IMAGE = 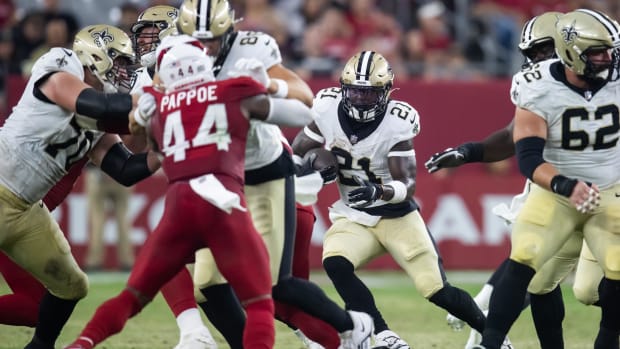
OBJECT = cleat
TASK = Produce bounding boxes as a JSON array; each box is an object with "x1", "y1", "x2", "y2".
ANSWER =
[
  {"x1": 464, "y1": 329, "x2": 482, "y2": 349},
  {"x1": 294, "y1": 329, "x2": 326, "y2": 349},
  {"x1": 174, "y1": 326, "x2": 218, "y2": 349},
  {"x1": 338, "y1": 311, "x2": 374, "y2": 349},
  {"x1": 372, "y1": 330, "x2": 410, "y2": 349},
  {"x1": 446, "y1": 312, "x2": 466, "y2": 331}
]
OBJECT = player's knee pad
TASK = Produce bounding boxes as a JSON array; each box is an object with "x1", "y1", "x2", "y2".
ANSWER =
[
  {"x1": 511, "y1": 231, "x2": 544, "y2": 268},
  {"x1": 323, "y1": 256, "x2": 354, "y2": 280},
  {"x1": 56, "y1": 270, "x2": 88, "y2": 300},
  {"x1": 573, "y1": 283, "x2": 599, "y2": 306}
]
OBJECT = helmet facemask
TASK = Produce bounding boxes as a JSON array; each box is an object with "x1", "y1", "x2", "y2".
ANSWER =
[
  {"x1": 341, "y1": 83, "x2": 391, "y2": 122},
  {"x1": 579, "y1": 46, "x2": 619, "y2": 83},
  {"x1": 521, "y1": 39, "x2": 556, "y2": 68},
  {"x1": 105, "y1": 54, "x2": 137, "y2": 93}
]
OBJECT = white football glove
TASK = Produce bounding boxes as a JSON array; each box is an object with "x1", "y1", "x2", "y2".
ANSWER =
[
  {"x1": 227, "y1": 58, "x2": 269, "y2": 87},
  {"x1": 576, "y1": 186, "x2": 600, "y2": 214},
  {"x1": 134, "y1": 93, "x2": 156, "y2": 127},
  {"x1": 424, "y1": 148, "x2": 466, "y2": 173}
]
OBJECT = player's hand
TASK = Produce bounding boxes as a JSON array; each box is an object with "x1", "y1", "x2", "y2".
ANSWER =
[
  {"x1": 570, "y1": 182, "x2": 600, "y2": 214},
  {"x1": 348, "y1": 176, "x2": 383, "y2": 208},
  {"x1": 134, "y1": 93, "x2": 156, "y2": 127},
  {"x1": 228, "y1": 58, "x2": 269, "y2": 87},
  {"x1": 425, "y1": 147, "x2": 466, "y2": 173},
  {"x1": 318, "y1": 165, "x2": 338, "y2": 184},
  {"x1": 295, "y1": 153, "x2": 317, "y2": 177}
]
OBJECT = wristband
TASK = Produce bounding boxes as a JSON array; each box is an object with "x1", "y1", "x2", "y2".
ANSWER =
[
  {"x1": 385, "y1": 180, "x2": 408, "y2": 203},
  {"x1": 458, "y1": 142, "x2": 484, "y2": 163},
  {"x1": 271, "y1": 78, "x2": 289, "y2": 98},
  {"x1": 550, "y1": 175, "x2": 578, "y2": 197}
]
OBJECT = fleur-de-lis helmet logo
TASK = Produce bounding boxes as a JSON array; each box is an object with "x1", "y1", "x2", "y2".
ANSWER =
[
  {"x1": 561, "y1": 21, "x2": 579, "y2": 44},
  {"x1": 91, "y1": 29, "x2": 114, "y2": 47}
]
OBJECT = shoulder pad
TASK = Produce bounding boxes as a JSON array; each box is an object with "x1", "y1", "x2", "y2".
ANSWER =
[
  {"x1": 312, "y1": 87, "x2": 342, "y2": 120},
  {"x1": 233, "y1": 31, "x2": 282, "y2": 69},
  {"x1": 386, "y1": 100, "x2": 420, "y2": 139},
  {"x1": 31, "y1": 47, "x2": 84, "y2": 81}
]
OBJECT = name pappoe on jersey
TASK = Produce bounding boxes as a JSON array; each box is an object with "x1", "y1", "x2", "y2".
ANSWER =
[{"x1": 160, "y1": 84, "x2": 218, "y2": 111}]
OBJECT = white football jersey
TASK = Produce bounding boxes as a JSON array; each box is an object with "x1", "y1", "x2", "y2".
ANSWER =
[
  {"x1": 312, "y1": 87, "x2": 420, "y2": 210},
  {"x1": 0, "y1": 47, "x2": 103, "y2": 204},
  {"x1": 215, "y1": 30, "x2": 284, "y2": 171},
  {"x1": 511, "y1": 59, "x2": 620, "y2": 188},
  {"x1": 131, "y1": 66, "x2": 153, "y2": 93}
]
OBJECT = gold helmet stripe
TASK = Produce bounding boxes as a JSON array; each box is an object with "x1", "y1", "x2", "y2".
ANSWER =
[
  {"x1": 356, "y1": 51, "x2": 375, "y2": 81},
  {"x1": 576, "y1": 9, "x2": 620, "y2": 44}
]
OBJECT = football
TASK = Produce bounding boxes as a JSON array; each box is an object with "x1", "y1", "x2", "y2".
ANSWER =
[{"x1": 304, "y1": 147, "x2": 338, "y2": 172}]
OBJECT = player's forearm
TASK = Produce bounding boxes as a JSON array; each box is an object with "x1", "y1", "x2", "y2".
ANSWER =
[{"x1": 480, "y1": 127, "x2": 515, "y2": 162}]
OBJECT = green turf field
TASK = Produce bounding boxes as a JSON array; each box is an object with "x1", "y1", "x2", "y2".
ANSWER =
[{"x1": 0, "y1": 271, "x2": 601, "y2": 348}]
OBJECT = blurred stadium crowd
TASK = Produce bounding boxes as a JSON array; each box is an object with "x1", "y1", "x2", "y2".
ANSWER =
[{"x1": 1, "y1": 0, "x2": 619, "y2": 85}]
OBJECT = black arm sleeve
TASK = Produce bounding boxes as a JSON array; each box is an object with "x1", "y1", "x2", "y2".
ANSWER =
[
  {"x1": 515, "y1": 136, "x2": 546, "y2": 180},
  {"x1": 75, "y1": 88, "x2": 132, "y2": 134},
  {"x1": 100, "y1": 142, "x2": 152, "y2": 186}
]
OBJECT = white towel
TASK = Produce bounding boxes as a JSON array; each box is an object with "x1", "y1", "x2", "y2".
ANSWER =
[
  {"x1": 294, "y1": 172, "x2": 324, "y2": 205},
  {"x1": 189, "y1": 174, "x2": 246, "y2": 214}
]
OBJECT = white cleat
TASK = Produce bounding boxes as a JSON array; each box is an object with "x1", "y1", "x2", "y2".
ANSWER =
[
  {"x1": 464, "y1": 329, "x2": 482, "y2": 349},
  {"x1": 294, "y1": 329, "x2": 326, "y2": 349},
  {"x1": 372, "y1": 330, "x2": 410, "y2": 349},
  {"x1": 463, "y1": 329, "x2": 513, "y2": 349},
  {"x1": 446, "y1": 312, "x2": 466, "y2": 331},
  {"x1": 338, "y1": 311, "x2": 374, "y2": 349},
  {"x1": 174, "y1": 326, "x2": 218, "y2": 349}
]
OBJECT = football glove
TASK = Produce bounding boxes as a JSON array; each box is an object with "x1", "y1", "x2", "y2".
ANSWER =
[
  {"x1": 133, "y1": 93, "x2": 157, "y2": 127},
  {"x1": 425, "y1": 147, "x2": 466, "y2": 173},
  {"x1": 295, "y1": 153, "x2": 317, "y2": 177},
  {"x1": 348, "y1": 176, "x2": 383, "y2": 208},
  {"x1": 227, "y1": 58, "x2": 269, "y2": 88}
]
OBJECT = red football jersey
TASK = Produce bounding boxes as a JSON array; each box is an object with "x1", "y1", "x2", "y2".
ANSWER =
[
  {"x1": 42, "y1": 157, "x2": 89, "y2": 210},
  {"x1": 145, "y1": 77, "x2": 267, "y2": 184}
]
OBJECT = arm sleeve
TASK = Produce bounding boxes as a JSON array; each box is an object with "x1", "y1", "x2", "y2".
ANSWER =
[{"x1": 100, "y1": 142, "x2": 153, "y2": 186}]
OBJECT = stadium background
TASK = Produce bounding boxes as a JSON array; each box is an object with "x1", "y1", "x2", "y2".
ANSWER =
[{"x1": 1, "y1": 0, "x2": 617, "y2": 270}]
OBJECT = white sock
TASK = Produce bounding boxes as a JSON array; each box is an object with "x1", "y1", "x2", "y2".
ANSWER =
[
  {"x1": 176, "y1": 308, "x2": 206, "y2": 335},
  {"x1": 474, "y1": 284, "x2": 493, "y2": 311}
]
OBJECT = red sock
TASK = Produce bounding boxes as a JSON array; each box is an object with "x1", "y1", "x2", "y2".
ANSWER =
[
  {"x1": 276, "y1": 302, "x2": 340, "y2": 349},
  {"x1": 76, "y1": 290, "x2": 143, "y2": 346},
  {"x1": 243, "y1": 298, "x2": 275, "y2": 349},
  {"x1": 0, "y1": 294, "x2": 40, "y2": 327},
  {"x1": 160, "y1": 268, "x2": 197, "y2": 317}
]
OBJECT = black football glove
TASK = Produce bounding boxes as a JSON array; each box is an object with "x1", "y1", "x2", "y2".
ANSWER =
[
  {"x1": 295, "y1": 153, "x2": 317, "y2": 177},
  {"x1": 318, "y1": 165, "x2": 338, "y2": 184},
  {"x1": 424, "y1": 147, "x2": 466, "y2": 173},
  {"x1": 347, "y1": 176, "x2": 383, "y2": 208}
]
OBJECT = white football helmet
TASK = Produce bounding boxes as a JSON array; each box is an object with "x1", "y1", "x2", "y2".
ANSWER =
[{"x1": 158, "y1": 42, "x2": 215, "y2": 92}]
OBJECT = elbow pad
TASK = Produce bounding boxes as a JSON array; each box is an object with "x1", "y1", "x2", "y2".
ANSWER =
[
  {"x1": 75, "y1": 88, "x2": 133, "y2": 134},
  {"x1": 100, "y1": 142, "x2": 152, "y2": 186},
  {"x1": 515, "y1": 136, "x2": 546, "y2": 180}
]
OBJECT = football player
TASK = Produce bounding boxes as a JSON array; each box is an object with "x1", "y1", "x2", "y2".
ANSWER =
[
  {"x1": 475, "y1": 9, "x2": 620, "y2": 349},
  {"x1": 426, "y1": 11, "x2": 571, "y2": 349},
  {"x1": 129, "y1": 6, "x2": 218, "y2": 349},
  {"x1": 0, "y1": 24, "x2": 147, "y2": 349},
  {"x1": 291, "y1": 51, "x2": 491, "y2": 349},
  {"x1": 177, "y1": 1, "x2": 370, "y2": 348},
  {"x1": 65, "y1": 38, "x2": 332, "y2": 349}
]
